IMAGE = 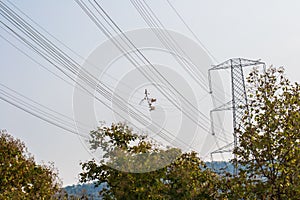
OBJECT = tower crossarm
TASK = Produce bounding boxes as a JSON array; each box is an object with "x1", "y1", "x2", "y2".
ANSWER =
[{"x1": 210, "y1": 58, "x2": 264, "y2": 71}]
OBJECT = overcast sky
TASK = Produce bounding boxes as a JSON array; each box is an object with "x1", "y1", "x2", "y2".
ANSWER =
[{"x1": 1, "y1": 0, "x2": 299, "y2": 186}]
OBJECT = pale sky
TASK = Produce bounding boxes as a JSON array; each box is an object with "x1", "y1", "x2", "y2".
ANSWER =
[{"x1": 1, "y1": 0, "x2": 299, "y2": 186}]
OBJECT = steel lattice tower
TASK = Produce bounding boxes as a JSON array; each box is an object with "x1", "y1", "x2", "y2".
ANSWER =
[{"x1": 208, "y1": 58, "x2": 265, "y2": 174}]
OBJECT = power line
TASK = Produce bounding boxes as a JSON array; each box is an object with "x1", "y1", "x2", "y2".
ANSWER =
[
  {"x1": 130, "y1": 0, "x2": 211, "y2": 95},
  {"x1": 76, "y1": 0, "x2": 215, "y2": 134},
  {"x1": 5, "y1": 0, "x2": 164, "y2": 101},
  {"x1": 0, "y1": 83, "x2": 91, "y2": 132},
  {"x1": 0, "y1": 88, "x2": 89, "y2": 139},
  {"x1": 166, "y1": 0, "x2": 218, "y2": 64},
  {"x1": 129, "y1": 0, "x2": 233, "y2": 144},
  {"x1": 164, "y1": 0, "x2": 234, "y2": 147},
  {"x1": 0, "y1": 1, "x2": 200, "y2": 151}
]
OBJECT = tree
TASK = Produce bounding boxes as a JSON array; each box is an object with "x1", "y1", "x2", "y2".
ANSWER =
[
  {"x1": 79, "y1": 67, "x2": 300, "y2": 199},
  {"x1": 79, "y1": 122, "x2": 219, "y2": 199},
  {"x1": 0, "y1": 130, "x2": 61, "y2": 199},
  {"x1": 221, "y1": 67, "x2": 300, "y2": 199}
]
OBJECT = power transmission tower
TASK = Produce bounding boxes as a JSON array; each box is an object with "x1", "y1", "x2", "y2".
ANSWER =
[{"x1": 208, "y1": 58, "x2": 265, "y2": 175}]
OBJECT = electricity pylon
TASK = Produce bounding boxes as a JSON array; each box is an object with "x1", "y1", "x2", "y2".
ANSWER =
[{"x1": 208, "y1": 58, "x2": 265, "y2": 175}]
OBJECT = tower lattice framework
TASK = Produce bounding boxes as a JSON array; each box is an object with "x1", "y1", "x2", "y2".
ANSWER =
[{"x1": 208, "y1": 58, "x2": 265, "y2": 174}]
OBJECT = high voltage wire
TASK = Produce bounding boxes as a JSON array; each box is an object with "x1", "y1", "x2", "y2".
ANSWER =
[
  {"x1": 0, "y1": 21, "x2": 174, "y2": 109},
  {"x1": 0, "y1": 90, "x2": 86, "y2": 134},
  {"x1": 165, "y1": 0, "x2": 233, "y2": 128},
  {"x1": 164, "y1": 0, "x2": 233, "y2": 81},
  {"x1": 0, "y1": 1, "x2": 150, "y2": 128},
  {"x1": 166, "y1": 0, "x2": 218, "y2": 64},
  {"x1": 0, "y1": 1, "x2": 208, "y2": 151},
  {"x1": 0, "y1": 24, "x2": 176, "y2": 111},
  {"x1": 93, "y1": 0, "x2": 216, "y2": 127},
  {"x1": 102, "y1": 0, "x2": 233, "y2": 143},
  {"x1": 0, "y1": 83, "x2": 91, "y2": 132},
  {"x1": 5, "y1": 0, "x2": 170, "y2": 102},
  {"x1": 0, "y1": 30, "x2": 79, "y2": 91},
  {"x1": 136, "y1": 0, "x2": 231, "y2": 101},
  {"x1": 0, "y1": 28, "x2": 177, "y2": 112},
  {"x1": 0, "y1": 2, "x2": 148, "y2": 133},
  {"x1": 129, "y1": 0, "x2": 233, "y2": 142},
  {"x1": 7, "y1": 0, "x2": 229, "y2": 147},
  {"x1": 0, "y1": 1, "x2": 232, "y2": 154},
  {"x1": 84, "y1": 0, "x2": 233, "y2": 145},
  {"x1": 0, "y1": 1, "x2": 155, "y2": 128},
  {"x1": 0, "y1": 83, "x2": 109, "y2": 161},
  {"x1": 131, "y1": 0, "x2": 231, "y2": 113},
  {"x1": 75, "y1": 0, "x2": 219, "y2": 136},
  {"x1": 130, "y1": 0, "x2": 211, "y2": 94},
  {"x1": 0, "y1": 87, "x2": 89, "y2": 139},
  {"x1": 78, "y1": 0, "x2": 233, "y2": 143},
  {"x1": 163, "y1": 0, "x2": 234, "y2": 145},
  {"x1": 0, "y1": 29, "x2": 177, "y2": 114},
  {"x1": 129, "y1": 0, "x2": 233, "y2": 167}
]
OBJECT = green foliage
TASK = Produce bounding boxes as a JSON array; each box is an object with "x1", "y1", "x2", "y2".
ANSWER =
[
  {"x1": 0, "y1": 130, "x2": 61, "y2": 199},
  {"x1": 222, "y1": 67, "x2": 300, "y2": 199},
  {"x1": 80, "y1": 123, "x2": 219, "y2": 199},
  {"x1": 79, "y1": 67, "x2": 299, "y2": 199},
  {"x1": 87, "y1": 122, "x2": 181, "y2": 173}
]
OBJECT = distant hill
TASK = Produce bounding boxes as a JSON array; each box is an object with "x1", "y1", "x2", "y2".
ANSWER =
[
  {"x1": 64, "y1": 183, "x2": 106, "y2": 199},
  {"x1": 64, "y1": 161, "x2": 233, "y2": 199},
  {"x1": 205, "y1": 161, "x2": 234, "y2": 174}
]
